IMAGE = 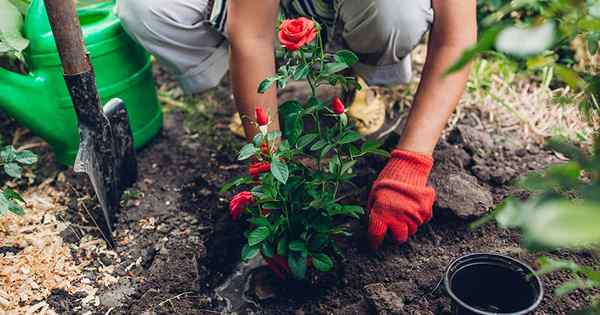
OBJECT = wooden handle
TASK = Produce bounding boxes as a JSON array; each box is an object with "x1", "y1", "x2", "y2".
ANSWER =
[{"x1": 44, "y1": 0, "x2": 90, "y2": 74}]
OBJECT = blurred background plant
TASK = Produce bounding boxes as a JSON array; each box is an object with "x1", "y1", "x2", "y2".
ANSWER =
[
  {"x1": 466, "y1": 1, "x2": 600, "y2": 313},
  {"x1": 0, "y1": 0, "x2": 30, "y2": 64}
]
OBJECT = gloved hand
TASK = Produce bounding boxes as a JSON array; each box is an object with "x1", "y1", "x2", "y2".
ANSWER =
[{"x1": 368, "y1": 149, "x2": 436, "y2": 249}]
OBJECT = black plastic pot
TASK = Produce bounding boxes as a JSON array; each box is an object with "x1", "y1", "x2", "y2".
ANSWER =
[{"x1": 444, "y1": 253, "x2": 543, "y2": 315}]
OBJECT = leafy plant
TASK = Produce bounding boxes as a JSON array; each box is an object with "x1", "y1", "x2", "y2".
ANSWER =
[
  {"x1": 0, "y1": 0, "x2": 30, "y2": 62},
  {"x1": 0, "y1": 145, "x2": 37, "y2": 216},
  {"x1": 461, "y1": 1, "x2": 600, "y2": 313},
  {"x1": 222, "y1": 19, "x2": 386, "y2": 280}
]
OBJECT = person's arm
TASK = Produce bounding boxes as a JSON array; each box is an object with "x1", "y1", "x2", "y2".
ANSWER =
[
  {"x1": 367, "y1": 1, "x2": 477, "y2": 249},
  {"x1": 228, "y1": 1, "x2": 280, "y2": 140},
  {"x1": 397, "y1": 0, "x2": 477, "y2": 155}
]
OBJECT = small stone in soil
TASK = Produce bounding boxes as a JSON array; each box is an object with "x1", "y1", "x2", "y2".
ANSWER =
[
  {"x1": 433, "y1": 171, "x2": 494, "y2": 219},
  {"x1": 364, "y1": 283, "x2": 404, "y2": 315}
]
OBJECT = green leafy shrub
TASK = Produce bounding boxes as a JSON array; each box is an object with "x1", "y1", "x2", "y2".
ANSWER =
[
  {"x1": 460, "y1": 1, "x2": 600, "y2": 313},
  {"x1": 222, "y1": 18, "x2": 386, "y2": 280}
]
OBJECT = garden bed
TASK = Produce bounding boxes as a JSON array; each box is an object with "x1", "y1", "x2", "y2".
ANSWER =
[{"x1": 1, "y1": 60, "x2": 598, "y2": 314}]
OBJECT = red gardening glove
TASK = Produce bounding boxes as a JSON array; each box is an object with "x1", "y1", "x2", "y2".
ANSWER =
[{"x1": 368, "y1": 150, "x2": 436, "y2": 249}]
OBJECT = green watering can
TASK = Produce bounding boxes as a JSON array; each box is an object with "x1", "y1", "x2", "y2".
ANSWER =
[{"x1": 0, "y1": 0, "x2": 163, "y2": 165}]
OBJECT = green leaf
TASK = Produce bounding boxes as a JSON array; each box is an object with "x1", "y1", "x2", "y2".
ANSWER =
[
  {"x1": 527, "y1": 54, "x2": 557, "y2": 70},
  {"x1": 555, "y1": 279, "x2": 595, "y2": 297},
  {"x1": 308, "y1": 234, "x2": 329, "y2": 252},
  {"x1": 15, "y1": 150, "x2": 37, "y2": 165},
  {"x1": 546, "y1": 138, "x2": 589, "y2": 165},
  {"x1": 3, "y1": 188, "x2": 23, "y2": 203},
  {"x1": 238, "y1": 143, "x2": 257, "y2": 160},
  {"x1": 554, "y1": 65, "x2": 587, "y2": 91},
  {"x1": 279, "y1": 100, "x2": 304, "y2": 145},
  {"x1": 339, "y1": 131, "x2": 361, "y2": 144},
  {"x1": 323, "y1": 62, "x2": 349, "y2": 75},
  {"x1": 311, "y1": 253, "x2": 334, "y2": 272},
  {"x1": 248, "y1": 217, "x2": 271, "y2": 227},
  {"x1": 445, "y1": 25, "x2": 504, "y2": 75},
  {"x1": 288, "y1": 240, "x2": 308, "y2": 252},
  {"x1": 0, "y1": 190, "x2": 23, "y2": 216},
  {"x1": 587, "y1": 32, "x2": 600, "y2": 55},
  {"x1": 267, "y1": 131, "x2": 282, "y2": 142},
  {"x1": 252, "y1": 133, "x2": 264, "y2": 146},
  {"x1": 8, "y1": 0, "x2": 30, "y2": 15},
  {"x1": 328, "y1": 204, "x2": 364, "y2": 219},
  {"x1": 335, "y1": 50, "x2": 359, "y2": 67},
  {"x1": 220, "y1": 176, "x2": 253, "y2": 193},
  {"x1": 270, "y1": 158, "x2": 289, "y2": 184},
  {"x1": 297, "y1": 133, "x2": 319, "y2": 149},
  {"x1": 328, "y1": 156, "x2": 341, "y2": 174},
  {"x1": 0, "y1": 0, "x2": 29, "y2": 58},
  {"x1": 536, "y1": 257, "x2": 588, "y2": 276},
  {"x1": 340, "y1": 160, "x2": 357, "y2": 175},
  {"x1": 310, "y1": 139, "x2": 327, "y2": 151},
  {"x1": 579, "y1": 18, "x2": 600, "y2": 32},
  {"x1": 0, "y1": 145, "x2": 16, "y2": 163},
  {"x1": 277, "y1": 237, "x2": 288, "y2": 256},
  {"x1": 261, "y1": 242, "x2": 274, "y2": 258},
  {"x1": 4, "y1": 162, "x2": 21, "y2": 178},
  {"x1": 320, "y1": 144, "x2": 334, "y2": 158},
  {"x1": 525, "y1": 201, "x2": 600, "y2": 248},
  {"x1": 288, "y1": 251, "x2": 308, "y2": 279},
  {"x1": 248, "y1": 226, "x2": 271, "y2": 246},
  {"x1": 495, "y1": 197, "x2": 531, "y2": 228},
  {"x1": 293, "y1": 64, "x2": 310, "y2": 80},
  {"x1": 258, "y1": 76, "x2": 277, "y2": 93},
  {"x1": 241, "y1": 244, "x2": 260, "y2": 261}
]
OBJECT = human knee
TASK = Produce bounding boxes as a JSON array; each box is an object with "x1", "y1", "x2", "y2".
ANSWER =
[
  {"x1": 342, "y1": 0, "x2": 432, "y2": 62},
  {"x1": 116, "y1": 0, "x2": 163, "y2": 38}
]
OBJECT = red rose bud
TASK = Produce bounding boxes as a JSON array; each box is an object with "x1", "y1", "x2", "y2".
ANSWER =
[
  {"x1": 260, "y1": 207, "x2": 270, "y2": 216},
  {"x1": 255, "y1": 107, "x2": 269, "y2": 126},
  {"x1": 229, "y1": 191, "x2": 254, "y2": 221},
  {"x1": 278, "y1": 17, "x2": 318, "y2": 51},
  {"x1": 332, "y1": 97, "x2": 345, "y2": 114},
  {"x1": 260, "y1": 143, "x2": 275, "y2": 155},
  {"x1": 249, "y1": 162, "x2": 271, "y2": 177}
]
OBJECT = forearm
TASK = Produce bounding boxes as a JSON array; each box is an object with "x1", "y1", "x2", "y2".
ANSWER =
[
  {"x1": 228, "y1": 0, "x2": 280, "y2": 140},
  {"x1": 397, "y1": 0, "x2": 477, "y2": 155},
  {"x1": 229, "y1": 41, "x2": 279, "y2": 139},
  {"x1": 397, "y1": 42, "x2": 471, "y2": 155}
]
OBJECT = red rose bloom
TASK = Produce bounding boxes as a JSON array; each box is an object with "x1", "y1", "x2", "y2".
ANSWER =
[
  {"x1": 229, "y1": 191, "x2": 254, "y2": 220},
  {"x1": 332, "y1": 97, "x2": 345, "y2": 114},
  {"x1": 255, "y1": 107, "x2": 269, "y2": 126},
  {"x1": 249, "y1": 162, "x2": 271, "y2": 177},
  {"x1": 278, "y1": 17, "x2": 318, "y2": 51}
]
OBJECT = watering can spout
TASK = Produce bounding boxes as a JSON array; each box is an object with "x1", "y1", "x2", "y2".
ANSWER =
[{"x1": 0, "y1": 68, "x2": 49, "y2": 126}]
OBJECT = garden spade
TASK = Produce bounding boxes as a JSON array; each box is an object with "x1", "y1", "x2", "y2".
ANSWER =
[{"x1": 44, "y1": 0, "x2": 137, "y2": 247}]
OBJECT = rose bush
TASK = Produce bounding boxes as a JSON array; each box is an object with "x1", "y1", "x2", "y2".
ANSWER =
[{"x1": 222, "y1": 18, "x2": 387, "y2": 280}]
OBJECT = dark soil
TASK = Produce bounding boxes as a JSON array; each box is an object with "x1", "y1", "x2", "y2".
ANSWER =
[{"x1": 2, "y1": 66, "x2": 598, "y2": 315}]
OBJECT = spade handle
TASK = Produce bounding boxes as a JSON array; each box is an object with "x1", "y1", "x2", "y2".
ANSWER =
[{"x1": 44, "y1": 0, "x2": 90, "y2": 74}]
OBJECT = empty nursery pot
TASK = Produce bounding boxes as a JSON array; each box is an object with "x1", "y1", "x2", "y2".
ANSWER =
[{"x1": 444, "y1": 253, "x2": 543, "y2": 315}]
